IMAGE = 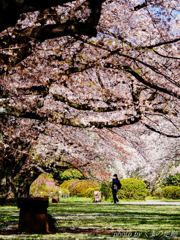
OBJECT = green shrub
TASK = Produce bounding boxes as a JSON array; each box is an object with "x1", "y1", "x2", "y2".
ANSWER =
[
  {"x1": 60, "y1": 168, "x2": 84, "y2": 180},
  {"x1": 30, "y1": 173, "x2": 69, "y2": 197},
  {"x1": 69, "y1": 180, "x2": 82, "y2": 194},
  {"x1": 60, "y1": 179, "x2": 100, "y2": 197},
  {"x1": 117, "y1": 189, "x2": 126, "y2": 199},
  {"x1": 85, "y1": 187, "x2": 100, "y2": 198},
  {"x1": 117, "y1": 178, "x2": 147, "y2": 200},
  {"x1": 60, "y1": 179, "x2": 79, "y2": 190},
  {"x1": 163, "y1": 186, "x2": 180, "y2": 199},
  {"x1": 163, "y1": 174, "x2": 180, "y2": 187},
  {"x1": 100, "y1": 182, "x2": 112, "y2": 200},
  {"x1": 72, "y1": 180, "x2": 100, "y2": 196}
]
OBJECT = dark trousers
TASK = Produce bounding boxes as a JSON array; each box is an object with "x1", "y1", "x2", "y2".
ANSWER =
[{"x1": 113, "y1": 190, "x2": 119, "y2": 203}]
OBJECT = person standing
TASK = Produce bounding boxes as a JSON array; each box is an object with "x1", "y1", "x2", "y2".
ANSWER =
[{"x1": 111, "y1": 174, "x2": 121, "y2": 204}]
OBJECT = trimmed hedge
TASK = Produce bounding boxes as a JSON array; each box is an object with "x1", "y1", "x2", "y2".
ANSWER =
[
  {"x1": 163, "y1": 174, "x2": 180, "y2": 187},
  {"x1": 117, "y1": 178, "x2": 147, "y2": 200},
  {"x1": 72, "y1": 181, "x2": 100, "y2": 196},
  {"x1": 60, "y1": 179, "x2": 100, "y2": 197},
  {"x1": 60, "y1": 178, "x2": 147, "y2": 199},
  {"x1": 100, "y1": 182, "x2": 112, "y2": 200},
  {"x1": 163, "y1": 186, "x2": 180, "y2": 199},
  {"x1": 85, "y1": 187, "x2": 100, "y2": 198},
  {"x1": 60, "y1": 179, "x2": 79, "y2": 190},
  {"x1": 60, "y1": 168, "x2": 84, "y2": 180},
  {"x1": 69, "y1": 180, "x2": 82, "y2": 194},
  {"x1": 30, "y1": 173, "x2": 69, "y2": 197}
]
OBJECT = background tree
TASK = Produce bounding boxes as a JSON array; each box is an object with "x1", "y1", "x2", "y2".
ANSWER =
[{"x1": 1, "y1": 0, "x2": 180, "y2": 199}]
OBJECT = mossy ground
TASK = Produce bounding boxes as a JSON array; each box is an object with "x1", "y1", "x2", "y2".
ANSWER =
[{"x1": 0, "y1": 199, "x2": 180, "y2": 239}]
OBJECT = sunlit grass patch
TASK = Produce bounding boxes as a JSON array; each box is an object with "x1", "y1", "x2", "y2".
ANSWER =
[
  {"x1": 0, "y1": 206, "x2": 19, "y2": 230},
  {"x1": 57, "y1": 196, "x2": 93, "y2": 203},
  {"x1": 0, "y1": 203, "x2": 180, "y2": 239}
]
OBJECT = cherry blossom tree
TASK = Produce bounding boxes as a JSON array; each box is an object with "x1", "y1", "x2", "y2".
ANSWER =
[{"x1": 1, "y1": 0, "x2": 180, "y2": 198}]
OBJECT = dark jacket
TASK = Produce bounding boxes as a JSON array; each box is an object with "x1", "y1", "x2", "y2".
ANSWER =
[{"x1": 112, "y1": 178, "x2": 120, "y2": 191}]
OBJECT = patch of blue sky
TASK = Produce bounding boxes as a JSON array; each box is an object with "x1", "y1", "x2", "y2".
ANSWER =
[
  {"x1": 147, "y1": 4, "x2": 180, "y2": 37},
  {"x1": 172, "y1": 9, "x2": 180, "y2": 20},
  {"x1": 91, "y1": 1, "x2": 180, "y2": 44}
]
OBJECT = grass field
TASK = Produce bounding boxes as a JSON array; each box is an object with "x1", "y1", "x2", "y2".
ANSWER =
[{"x1": 0, "y1": 199, "x2": 180, "y2": 239}]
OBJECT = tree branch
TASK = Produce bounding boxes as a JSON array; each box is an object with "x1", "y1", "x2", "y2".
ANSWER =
[
  {"x1": 0, "y1": 0, "x2": 74, "y2": 32},
  {"x1": 153, "y1": 49, "x2": 180, "y2": 60},
  {"x1": 18, "y1": 22, "x2": 97, "y2": 41},
  {"x1": 121, "y1": 66, "x2": 180, "y2": 99},
  {"x1": 145, "y1": 124, "x2": 180, "y2": 138},
  {"x1": 117, "y1": 53, "x2": 180, "y2": 88},
  {"x1": 134, "y1": 1, "x2": 148, "y2": 11},
  {"x1": 140, "y1": 38, "x2": 180, "y2": 49}
]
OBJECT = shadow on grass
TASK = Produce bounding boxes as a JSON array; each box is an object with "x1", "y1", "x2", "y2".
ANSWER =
[{"x1": 0, "y1": 204, "x2": 179, "y2": 239}]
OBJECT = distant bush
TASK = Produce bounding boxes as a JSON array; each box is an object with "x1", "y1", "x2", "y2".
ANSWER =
[
  {"x1": 153, "y1": 188, "x2": 163, "y2": 198},
  {"x1": 60, "y1": 179, "x2": 79, "y2": 190},
  {"x1": 163, "y1": 174, "x2": 180, "y2": 187},
  {"x1": 30, "y1": 173, "x2": 69, "y2": 197},
  {"x1": 60, "y1": 179, "x2": 100, "y2": 197},
  {"x1": 68, "y1": 180, "x2": 82, "y2": 194},
  {"x1": 163, "y1": 186, "x2": 180, "y2": 199},
  {"x1": 72, "y1": 181, "x2": 100, "y2": 197},
  {"x1": 117, "y1": 178, "x2": 147, "y2": 200},
  {"x1": 60, "y1": 168, "x2": 85, "y2": 180},
  {"x1": 100, "y1": 182, "x2": 112, "y2": 200},
  {"x1": 85, "y1": 187, "x2": 100, "y2": 198}
]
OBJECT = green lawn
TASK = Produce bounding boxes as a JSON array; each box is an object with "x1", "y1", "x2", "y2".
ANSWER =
[{"x1": 0, "y1": 201, "x2": 180, "y2": 239}]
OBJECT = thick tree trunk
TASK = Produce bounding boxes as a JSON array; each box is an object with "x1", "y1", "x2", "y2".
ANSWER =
[
  {"x1": 0, "y1": 167, "x2": 17, "y2": 199},
  {"x1": 0, "y1": 165, "x2": 40, "y2": 200}
]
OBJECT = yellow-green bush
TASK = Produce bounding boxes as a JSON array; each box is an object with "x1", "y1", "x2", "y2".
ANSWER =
[
  {"x1": 60, "y1": 179, "x2": 79, "y2": 190},
  {"x1": 30, "y1": 173, "x2": 69, "y2": 197},
  {"x1": 163, "y1": 186, "x2": 180, "y2": 199},
  {"x1": 30, "y1": 182, "x2": 49, "y2": 197},
  {"x1": 68, "y1": 180, "x2": 82, "y2": 194},
  {"x1": 85, "y1": 187, "x2": 100, "y2": 198},
  {"x1": 72, "y1": 180, "x2": 100, "y2": 196},
  {"x1": 117, "y1": 178, "x2": 147, "y2": 200},
  {"x1": 100, "y1": 182, "x2": 112, "y2": 200},
  {"x1": 60, "y1": 168, "x2": 84, "y2": 180}
]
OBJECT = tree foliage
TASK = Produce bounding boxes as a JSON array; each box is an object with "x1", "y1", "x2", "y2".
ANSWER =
[
  {"x1": 1, "y1": 0, "x2": 180, "y2": 198},
  {"x1": 162, "y1": 174, "x2": 180, "y2": 187},
  {"x1": 163, "y1": 186, "x2": 180, "y2": 199},
  {"x1": 85, "y1": 187, "x2": 100, "y2": 198},
  {"x1": 118, "y1": 178, "x2": 147, "y2": 200},
  {"x1": 29, "y1": 173, "x2": 69, "y2": 197},
  {"x1": 100, "y1": 182, "x2": 112, "y2": 200},
  {"x1": 71, "y1": 180, "x2": 100, "y2": 196},
  {"x1": 59, "y1": 168, "x2": 85, "y2": 180}
]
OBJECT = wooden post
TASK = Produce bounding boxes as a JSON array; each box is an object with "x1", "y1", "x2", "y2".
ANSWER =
[{"x1": 18, "y1": 197, "x2": 49, "y2": 233}]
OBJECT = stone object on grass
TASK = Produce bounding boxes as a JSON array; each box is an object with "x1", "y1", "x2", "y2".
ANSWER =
[
  {"x1": 17, "y1": 197, "x2": 49, "y2": 233},
  {"x1": 94, "y1": 191, "x2": 101, "y2": 203}
]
